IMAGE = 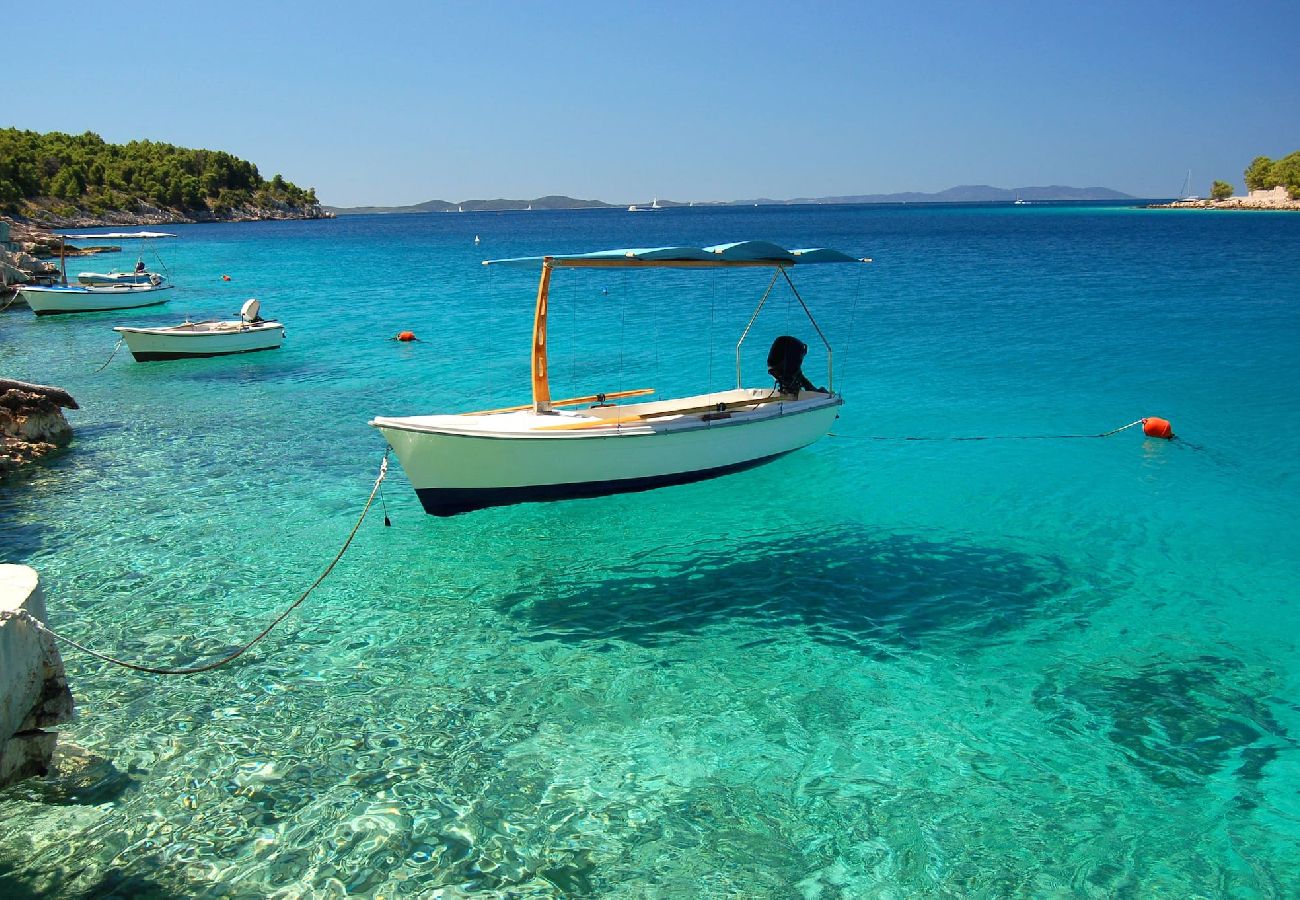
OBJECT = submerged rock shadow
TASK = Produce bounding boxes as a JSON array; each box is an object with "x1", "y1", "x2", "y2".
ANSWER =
[
  {"x1": 1034, "y1": 654, "x2": 1294, "y2": 805},
  {"x1": 499, "y1": 526, "x2": 1074, "y2": 657}
]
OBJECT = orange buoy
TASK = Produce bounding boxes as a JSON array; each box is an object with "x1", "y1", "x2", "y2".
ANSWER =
[
  {"x1": 396, "y1": 331, "x2": 417, "y2": 342},
  {"x1": 221, "y1": 274, "x2": 231, "y2": 281},
  {"x1": 1142, "y1": 417, "x2": 1174, "y2": 439}
]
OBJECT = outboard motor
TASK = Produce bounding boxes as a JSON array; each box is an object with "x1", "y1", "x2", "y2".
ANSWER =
[
  {"x1": 240, "y1": 298, "x2": 263, "y2": 324},
  {"x1": 767, "y1": 335, "x2": 817, "y2": 395}
]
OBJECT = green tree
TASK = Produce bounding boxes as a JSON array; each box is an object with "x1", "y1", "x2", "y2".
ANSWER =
[
  {"x1": 1243, "y1": 156, "x2": 1276, "y2": 191},
  {"x1": 1272, "y1": 151, "x2": 1300, "y2": 199},
  {"x1": 49, "y1": 166, "x2": 84, "y2": 200},
  {"x1": 1210, "y1": 180, "x2": 1233, "y2": 200}
]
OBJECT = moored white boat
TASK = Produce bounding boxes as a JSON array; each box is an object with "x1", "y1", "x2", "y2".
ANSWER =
[
  {"x1": 77, "y1": 270, "x2": 165, "y2": 286},
  {"x1": 371, "y1": 241, "x2": 869, "y2": 516},
  {"x1": 374, "y1": 388, "x2": 841, "y2": 516},
  {"x1": 19, "y1": 281, "x2": 174, "y2": 316},
  {"x1": 112, "y1": 299, "x2": 284, "y2": 361}
]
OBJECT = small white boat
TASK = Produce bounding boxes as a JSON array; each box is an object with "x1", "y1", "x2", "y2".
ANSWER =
[
  {"x1": 371, "y1": 241, "x2": 869, "y2": 516},
  {"x1": 77, "y1": 269, "x2": 165, "y2": 287},
  {"x1": 112, "y1": 299, "x2": 284, "y2": 361},
  {"x1": 20, "y1": 281, "x2": 173, "y2": 316}
]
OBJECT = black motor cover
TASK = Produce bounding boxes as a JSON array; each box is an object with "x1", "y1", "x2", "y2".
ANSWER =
[{"x1": 767, "y1": 335, "x2": 817, "y2": 394}]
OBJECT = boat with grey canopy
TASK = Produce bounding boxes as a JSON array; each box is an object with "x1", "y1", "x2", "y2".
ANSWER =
[{"x1": 371, "y1": 241, "x2": 869, "y2": 516}]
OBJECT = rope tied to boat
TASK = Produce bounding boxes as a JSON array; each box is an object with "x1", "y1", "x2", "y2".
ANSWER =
[
  {"x1": 92, "y1": 337, "x2": 125, "y2": 373},
  {"x1": 3, "y1": 456, "x2": 389, "y2": 676}
]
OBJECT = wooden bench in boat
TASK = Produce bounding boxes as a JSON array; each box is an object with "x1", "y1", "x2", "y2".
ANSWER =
[
  {"x1": 532, "y1": 393, "x2": 796, "y2": 431},
  {"x1": 464, "y1": 388, "x2": 655, "y2": 416}
]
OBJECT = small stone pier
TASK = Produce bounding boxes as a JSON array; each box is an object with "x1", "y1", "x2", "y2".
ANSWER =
[{"x1": 0, "y1": 565, "x2": 74, "y2": 788}]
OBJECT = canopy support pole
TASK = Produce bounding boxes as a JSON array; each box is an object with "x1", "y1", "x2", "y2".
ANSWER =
[
  {"x1": 779, "y1": 268, "x2": 834, "y2": 393},
  {"x1": 531, "y1": 258, "x2": 554, "y2": 412},
  {"x1": 733, "y1": 268, "x2": 784, "y2": 388}
]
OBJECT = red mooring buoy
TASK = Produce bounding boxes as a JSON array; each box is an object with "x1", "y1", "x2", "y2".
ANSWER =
[
  {"x1": 1142, "y1": 417, "x2": 1174, "y2": 439},
  {"x1": 396, "y1": 330, "x2": 417, "y2": 342},
  {"x1": 221, "y1": 274, "x2": 232, "y2": 282}
]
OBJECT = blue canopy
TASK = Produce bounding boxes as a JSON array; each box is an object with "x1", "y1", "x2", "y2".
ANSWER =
[{"x1": 484, "y1": 240, "x2": 868, "y2": 267}]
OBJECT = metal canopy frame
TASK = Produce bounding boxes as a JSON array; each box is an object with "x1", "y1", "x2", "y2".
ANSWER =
[{"x1": 484, "y1": 246, "x2": 870, "y2": 413}]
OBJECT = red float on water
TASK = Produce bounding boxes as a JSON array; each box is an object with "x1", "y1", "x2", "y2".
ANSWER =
[
  {"x1": 1142, "y1": 417, "x2": 1174, "y2": 439},
  {"x1": 396, "y1": 331, "x2": 417, "y2": 342}
]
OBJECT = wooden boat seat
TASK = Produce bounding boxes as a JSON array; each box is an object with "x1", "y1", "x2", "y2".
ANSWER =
[{"x1": 534, "y1": 394, "x2": 790, "y2": 431}]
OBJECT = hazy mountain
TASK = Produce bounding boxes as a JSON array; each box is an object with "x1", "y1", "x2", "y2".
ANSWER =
[
  {"x1": 752, "y1": 185, "x2": 1135, "y2": 205},
  {"x1": 325, "y1": 195, "x2": 617, "y2": 215},
  {"x1": 326, "y1": 185, "x2": 1135, "y2": 215}
]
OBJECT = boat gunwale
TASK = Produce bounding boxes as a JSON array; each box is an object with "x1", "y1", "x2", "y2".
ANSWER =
[
  {"x1": 112, "y1": 321, "x2": 284, "y2": 337},
  {"x1": 370, "y1": 392, "x2": 842, "y2": 441},
  {"x1": 20, "y1": 283, "x2": 175, "y2": 295}
]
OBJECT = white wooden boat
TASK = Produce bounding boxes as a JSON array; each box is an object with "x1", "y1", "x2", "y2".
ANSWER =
[
  {"x1": 19, "y1": 281, "x2": 173, "y2": 316},
  {"x1": 112, "y1": 299, "x2": 284, "y2": 361},
  {"x1": 371, "y1": 241, "x2": 869, "y2": 516},
  {"x1": 77, "y1": 269, "x2": 165, "y2": 287}
]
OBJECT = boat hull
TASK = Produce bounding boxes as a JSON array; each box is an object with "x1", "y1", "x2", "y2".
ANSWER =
[
  {"x1": 112, "y1": 323, "x2": 284, "y2": 361},
  {"x1": 372, "y1": 392, "x2": 841, "y2": 515},
  {"x1": 20, "y1": 284, "x2": 173, "y2": 315}
]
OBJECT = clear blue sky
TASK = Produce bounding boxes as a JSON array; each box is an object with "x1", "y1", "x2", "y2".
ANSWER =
[{"x1": 8, "y1": 1, "x2": 1298, "y2": 206}]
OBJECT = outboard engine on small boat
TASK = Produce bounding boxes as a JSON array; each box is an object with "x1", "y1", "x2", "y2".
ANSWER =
[
  {"x1": 767, "y1": 335, "x2": 819, "y2": 395},
  {"x1": 240, "y1": 298, "x2": 263, "y2": 324}
]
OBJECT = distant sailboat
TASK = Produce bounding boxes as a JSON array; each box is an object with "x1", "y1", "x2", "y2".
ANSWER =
[{"x1": 1179, "y1": 170, "x2": 1199, "y2": 202}]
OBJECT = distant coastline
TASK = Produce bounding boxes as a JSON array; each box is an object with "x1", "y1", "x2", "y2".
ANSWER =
[
  {"x1": 1146, "y1": 186, "x2": 1300, "y2": 211},
  {"x1": 325, "y1": 185, "x2": 1135, "y2": 216}
]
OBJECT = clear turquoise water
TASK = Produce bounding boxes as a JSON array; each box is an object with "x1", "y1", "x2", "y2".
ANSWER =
[{"x1": 2, "y1": 204, "x2": 1299, "y2": 897}]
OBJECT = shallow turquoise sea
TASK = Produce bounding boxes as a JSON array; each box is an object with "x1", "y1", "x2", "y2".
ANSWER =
[{"x1": 2, "y1": 203, "x2": 1299, "y2": 896}]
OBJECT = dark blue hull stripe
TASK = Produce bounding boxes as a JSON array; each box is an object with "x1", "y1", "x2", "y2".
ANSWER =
[
  {"x1": 415, "y1": 448, "x2": 797, "y2": 516},
  {"x1": 33, "y1": 299, "x2": 169, "y2": 316},
  {"x1": 129, "y1": 346, "x2": 281, "y2": 361}
]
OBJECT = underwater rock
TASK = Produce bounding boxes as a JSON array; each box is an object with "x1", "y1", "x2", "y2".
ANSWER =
[{"x1": 0, "y1": 381, "x2": 77, "y2": 478}]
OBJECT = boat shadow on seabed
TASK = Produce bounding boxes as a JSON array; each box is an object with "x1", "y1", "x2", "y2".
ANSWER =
[{"x1": 496, "y1": 525, "x2": 1078, "y2": 659}]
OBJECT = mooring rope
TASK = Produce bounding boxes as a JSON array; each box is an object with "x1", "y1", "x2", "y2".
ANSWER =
[
  {"x1": 832, "y1": 419, "x2": 1150, "y2": 442},
  {"x1": 0, "y1": 456, "x2": 389, "y2": 676},
  {"x1": 92, "y1": 337, "x2": 125, "y2": 373}
]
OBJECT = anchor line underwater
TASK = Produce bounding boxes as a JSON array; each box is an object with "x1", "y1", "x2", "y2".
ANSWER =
[
  {"x1": 0, "y1": 456, "x2": 390, "y2": 676},
  {"x1": 92, "y1": 337, "x2": 125, "y2": 373}
]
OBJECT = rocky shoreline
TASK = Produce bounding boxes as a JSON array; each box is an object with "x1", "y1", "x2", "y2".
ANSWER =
[
  {"x1": 1147, "y1": 187, "x2": 1300, "y2": 211},
  {"x1": 0, "y1": 380, "x2": 78, "y2": 479},
  {"x1": 9, "y1": 190, "x2": 330, "y2": 229}
]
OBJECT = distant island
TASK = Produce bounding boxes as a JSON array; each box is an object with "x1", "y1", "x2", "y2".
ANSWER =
[
  {"x1": 325, "y1": 185, "x2": 1135, "y2": 216},
  {"x1": 0, "y1": 128, "x2": 327, "y2": 227}
]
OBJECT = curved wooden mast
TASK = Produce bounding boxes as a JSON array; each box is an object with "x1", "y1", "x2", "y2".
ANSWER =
[{"x1": 531, "y1": 257, "x2": 554, "y2": 412}]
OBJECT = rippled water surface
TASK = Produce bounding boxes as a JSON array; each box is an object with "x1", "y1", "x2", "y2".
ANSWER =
[{"x1": 2, "y1": 204, "x2": 1299, "y2": 896}]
